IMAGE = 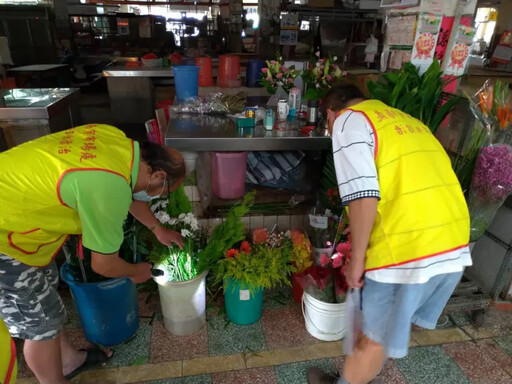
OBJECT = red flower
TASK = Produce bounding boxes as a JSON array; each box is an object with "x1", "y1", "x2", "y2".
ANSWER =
[
  {"x1": 332, "y1": 254, "x2": 343, "y2": 268},
  {"x1": 240, "y1": 241, "x2": 251, "y2": 254},
  {"x1": 289, "y1": 230, "x2": 304, "y2": 245},
  {"x1": 252, "y1": 228, "x2": 269, "y2": 244},
  {"x1": 319, "y1": 253, "x2": 331, "y2": 267},
  {"x1": 226, "y1": 249, "x2": 239, "y2": 258},
  {"x1": 336, "y1": 242, "x2": 351, "y2": 256}
]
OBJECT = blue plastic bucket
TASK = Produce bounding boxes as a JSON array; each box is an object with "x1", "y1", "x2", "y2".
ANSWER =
[
  {"x1": 173, "y1": 65, "x2": 199, "y2": 101},
  {"x1": 60, "y1": 263, "x2": 139, "y2": 346},
  {"x1": 224, "y1": 278, "x2": 264, "y2": 325},
  {"x1": 245, "y1": 60, "x2": 265, "y2": 87}
]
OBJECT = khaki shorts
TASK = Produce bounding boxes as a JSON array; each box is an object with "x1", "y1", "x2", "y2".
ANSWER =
[{"x1": 0, "y1": 254, "x2": 66, "y2": 341}]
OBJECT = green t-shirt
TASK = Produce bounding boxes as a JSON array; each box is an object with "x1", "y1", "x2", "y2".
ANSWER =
[{"x1": 59, "y1": 142, "x2": 140, "y2": 254}]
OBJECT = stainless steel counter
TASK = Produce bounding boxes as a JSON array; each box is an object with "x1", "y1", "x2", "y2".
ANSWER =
[
  {"x1": 1, "y1": 88, "x2": 80, "y2": 119},
  {"x1": 165, "y1": 115, "x2": 331, "y2": 151},
  {"x1": 103, "y1": 66, "x2": 245, "y2": 78}
]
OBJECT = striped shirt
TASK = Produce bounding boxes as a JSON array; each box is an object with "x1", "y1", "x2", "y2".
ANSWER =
[{"x1": 333, "y1": 111, "x2": 472, "y2": 284}]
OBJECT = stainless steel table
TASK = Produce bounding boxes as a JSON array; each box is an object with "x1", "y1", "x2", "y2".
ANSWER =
[
  {"x1": 7, "y1": 64, "x2": 70, "y2": 87},
  {"x1": 165, "y1": 114, "x2": 331, "y2": 151},
  {"x1": 0, "y1": 88, "x2": 81, "y2": 149}
]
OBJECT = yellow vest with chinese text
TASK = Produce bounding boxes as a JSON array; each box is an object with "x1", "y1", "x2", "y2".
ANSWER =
[
  {"x1": 0, "y1": 124, "x2": 134, "y2": 266},
  {"x1": 0, "y1": 318, "x2": 17, "y2": 384},
  {"x1": 339, "y1": 100, "x2": 469, "y2": 271}
]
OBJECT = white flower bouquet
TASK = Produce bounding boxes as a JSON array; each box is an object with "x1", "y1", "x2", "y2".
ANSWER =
[{"x1": 150, "y1": 198, "x2": 208, "y2": 282}]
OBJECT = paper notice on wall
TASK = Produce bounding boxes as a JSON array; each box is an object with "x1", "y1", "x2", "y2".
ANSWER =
[
  {"x1": 139, "y1": 16, "x2": 151, "y2": 38},
  {"x1": 117, "y1": 18, "x2": 130, "y2": 36},
  {"x1": 411, "y1": 13, "x2": 442, "y2": 67},
  {"x1": 280, "y1": 30, "x2": 298, "y2": 46},
  {"x1": 389, "y1": 50, "x2": 403, "y2": 69},
  {"x1": 434, "y1": 16, "x2": 455, "y2": 62},
  {"x1": 444, "y1": 25, "x2": 476, "y2": 76}
]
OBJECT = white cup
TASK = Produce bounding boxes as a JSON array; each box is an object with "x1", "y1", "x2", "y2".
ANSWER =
[{"x1": 277, "y1": 100, "x2": 289, "y2": 121}]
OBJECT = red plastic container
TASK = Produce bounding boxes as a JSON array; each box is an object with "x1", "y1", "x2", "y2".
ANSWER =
[
  {"x1": 217, "y1": 55, "x2": 241, "y2": 88},
  {"x1": 211, "y1": 152, "x2": 247, "y2": 199},
  {"x1": 196, "y1": 56, "x2": 214, "y2": 87}
]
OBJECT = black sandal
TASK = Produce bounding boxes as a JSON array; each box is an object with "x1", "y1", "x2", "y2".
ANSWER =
[{"x1": 65, "y1": 348, "x2": 112, "y2": 380}]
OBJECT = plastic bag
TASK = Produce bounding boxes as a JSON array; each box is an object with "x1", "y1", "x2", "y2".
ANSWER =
[
  {"x1": 343, "y1": 288, "x2": 362, "y2": 356},
  {"x1": 169, "y1": 93, "x2": 230, "y2": 115},
  {"x1": 267, "y1": 86, "x2": 288, "y2": 108}
]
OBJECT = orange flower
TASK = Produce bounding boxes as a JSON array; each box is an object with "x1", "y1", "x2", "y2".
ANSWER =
[
  {"x1": 226, "y1": 249, "x2": 239, "y2": 258},
  {"x1": 240, "y1": 241, "x2": 251, "y2": 254},
  {"x1": 289, "y1": 230, "x2": 305, "y2": 245},
  {"x1": 252, "y1": 228, "x2": 269, "y2": 244}
]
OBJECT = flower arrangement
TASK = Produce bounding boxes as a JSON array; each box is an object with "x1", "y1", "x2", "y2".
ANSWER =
[
  {"x1": 297, "y1": 241, "x2": 351, "y2": 303},
  {"x1": 289, "y1": 230, "x2": 313, "y2": 274},
  {"x1": 468, "y1": 144, "x2": 512, "y2": 241},
  {"x1": 302, "y1": 52, "x2": 345, "y2": 100},
  {"x1": 216, "y1": 228, "x2": 296, "y2": 291},
  {"x1": 260, "y1": 54, "x2": 301, "y2": 94}
]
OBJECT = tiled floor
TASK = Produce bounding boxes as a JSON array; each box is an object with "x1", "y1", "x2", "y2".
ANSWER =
[{"x1": 14, "y1": 285, "x2": 512, "y2": 384}]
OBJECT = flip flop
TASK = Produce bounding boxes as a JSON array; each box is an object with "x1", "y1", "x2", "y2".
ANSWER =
[{"x1": 65, "y1": 348, "x2": 113, "y2": 380}]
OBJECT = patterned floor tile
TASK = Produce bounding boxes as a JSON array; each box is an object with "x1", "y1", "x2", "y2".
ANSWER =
[
  {"x1": 435, "y1": 315, "x2": 455, "y2": 329},
  {"x1": 65, "y1": 328, "x2": 93, "y2": 350},
  {"x1": 107, "y1": 320, "x2": 152, "y2": 367},
  {"x1": 207, "y1": 315, "x2": 266, "y2": 356},
  {"x1": 450, "y1": 312, "x2": 472, "y2": 327},
  {"x1": 211, "y1": 367, "x2": 277, "y2": 384},
  {"x1": 495, "y1": 335, "x2": 512, "y2": 356},
  {"x1": 145, "y1": 374, "x2": 211, "y2": 384},
  {"x1": 395, "y1": 346, "x2": 471, "y2": 384},
  {"x1": 274, "y1": 358, "x2": 336, "y2": 384},
  {"x1": 261, "y1": 306, "x2": 320, "y2": 350},
  {"x1": 150, "y1": 318, "x2": 208, "y2": 363},
  {"x1": 444, "y1": 339, "x2": 512, "y2": 383},
  {"x1": 61, "y1": 290, "x2": 82, "y2": 329},
  {"x1": 139, "y1": 291, "x2": 158, "y2": 318},
  {"x1": 461, "y1": 325, "x2": 508, "y2": 340},
  {"x1": 263, "y1": 285, "x2": 293, "y2": 310},
  {"x1": 334, "y1": 357, "x2": 407, "y2": 384}
]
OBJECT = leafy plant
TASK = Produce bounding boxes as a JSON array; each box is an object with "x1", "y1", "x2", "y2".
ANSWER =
[
  {"x1": 260, "y1": 53, "x2": 301, "y2": 94},
  {"x1": 302, "y1": 52, "x2": 345, "y2": 100},
  {"x1": 196, "y1": 192, "x2": 255, "y2": 274},
  {"x1": 166, "y1": 184, "x2": 192, "y2": 218},
  {"x1": 367, "y1": 60, "x2": 461, "y2": 134},
  {"x1": 318, "y1": 153, "x2": 343, "y2": 215}
]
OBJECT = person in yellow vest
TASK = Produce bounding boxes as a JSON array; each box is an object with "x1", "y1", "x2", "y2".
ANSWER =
[
  {"x1": 0, "y1": 318, "x2": 17, "y2": 384},
  {"x1": 308, "y1": 85, "x2": 471, "y2": 384},
  {"x1": 0, "y1": 124, "x2": 186, "y2": 384}
]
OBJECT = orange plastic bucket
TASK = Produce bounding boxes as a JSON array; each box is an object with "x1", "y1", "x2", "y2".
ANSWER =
[
  {"x1": 195, "y1": 57, "x2": 214, "y2": 87},
  {"x1": 217, "y1": 55, "x2": 241, "y2": 88}
]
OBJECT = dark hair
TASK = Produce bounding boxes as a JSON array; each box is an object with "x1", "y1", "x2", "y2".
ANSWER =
[
  {"x1": 140, "y1": 142, "x2": 185, "y2": 186},
  {"x1": 322, "y1": 84, "x2": 366, "y2": 115}
]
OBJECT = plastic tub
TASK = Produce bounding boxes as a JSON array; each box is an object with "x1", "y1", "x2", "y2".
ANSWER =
[
  {"x1": 196, "y1": 57, "x2": 214, "y2": 87},
  {"x1": 211, "y1": 151, "x2": 247, "y2": 199},
  {"x1": 217, "y1": 55, "x2": 241, "y2": 88},
  {"x1": 154, "y1": 270, "x2": 208, "y2": 335},
  {"x1": 245, "y1": 60, "x2": 265, "y2": 87},
  {"x1": 173, "y1": 65, "x2": 199, "y2": 102},
  {"x1": 224, "y1": 278, "x2": 264, "y2": 325},
  {"x1": 60, "y1": 263, "x2": 139, "y2": 346},
  {"x1": 302, "y1": 291, "x2": 346, "y2": 341}
]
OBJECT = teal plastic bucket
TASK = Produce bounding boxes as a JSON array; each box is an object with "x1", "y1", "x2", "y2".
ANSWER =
[
  {"x1": 224, "y1": 278, "x2": 264, "y2": 325},
  {"x1": 173, "y1": 65, "x2": 199, "y2": 101},
  {"x1": 60, "y1": 263, "x2": 139, "y2": 346}
]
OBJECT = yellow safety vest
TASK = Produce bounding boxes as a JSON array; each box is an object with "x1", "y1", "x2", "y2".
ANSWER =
[
  {"x1": 339, "y1": 100, "x2": 469, "y2": 271},
  {"x1": 0, "y1": 124, "x2": 135, "y2": 267},
  {"x1": 0, "y1": 318, "x2": 16, "y2": 384}
]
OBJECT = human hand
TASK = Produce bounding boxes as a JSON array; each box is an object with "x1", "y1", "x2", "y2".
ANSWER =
[
  {"x1": 342, "y1": 225, "x2": 351, "y2": 235},
  {"x1": 154, "y1": 226, "x2": 184, "y2": 249},
  {"x1": 346, "y1": 256, "x2": 365, "y2": 288},
  {"x1": 130, "y1": 262, "x2": 152, "y2": 284}
]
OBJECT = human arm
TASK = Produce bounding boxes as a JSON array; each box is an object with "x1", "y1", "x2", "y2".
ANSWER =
[
  {"x1": 129, "y1": 200, "x2": 183, "y2": 249},
  {"x1": 91, "y1": 251, "x2": 152, "y2": 283}
]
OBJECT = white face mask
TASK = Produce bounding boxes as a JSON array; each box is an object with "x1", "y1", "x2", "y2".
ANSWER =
[{"x1": 133, "y1": 176, "x2": 166, "y2": 202}]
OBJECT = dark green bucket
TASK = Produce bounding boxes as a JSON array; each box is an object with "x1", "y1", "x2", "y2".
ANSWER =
[{"x1": 224, "y1": 278, "x2": 264, "y2": 325}]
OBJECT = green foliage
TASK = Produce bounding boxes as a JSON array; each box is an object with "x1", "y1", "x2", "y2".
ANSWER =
[
  {"x1": 367, "y1": 60, "x2": 461, "y2": 134},
  {"x1": 218, "y1": 241, "x2": 295, "y2": 292},
  {"x1": 318, "y1": 153, "x2": 343, "y2": 215},
  {"x1": 196, "y1": 192, "x2": 255, "y2": 274},
  {"x1": 167, "y1": 185, "x2": 192, "y2": 218}
]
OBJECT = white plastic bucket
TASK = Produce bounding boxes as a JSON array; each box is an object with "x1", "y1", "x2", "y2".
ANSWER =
[
  {"x1": 302, "y1": 291, "x2": 346, "y2": 341},
  {"x1": 182, "y1": 151, "x2": 198, "y2": 175},
  {"x1": 155, "y1": 270, "x2": 208, "y2": 336}
]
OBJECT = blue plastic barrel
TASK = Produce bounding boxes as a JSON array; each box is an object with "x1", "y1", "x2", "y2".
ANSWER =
[
  {"x1": 60, "y1": 263, "x2": 139, "y2": 346},
  {"x1": 224, "y1": 278, "x2": 263, "y2": 325},
  {"x1": 245, "y1": 60, "x2": 265, "y2": 87},
  {"x1": 173, "y1": 65, "x2": 199, "y2": 102}
]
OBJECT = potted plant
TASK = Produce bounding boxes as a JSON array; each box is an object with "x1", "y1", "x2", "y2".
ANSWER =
[
  {"x1": 149, "y1": 188, "x2": 255, "y2": 335},
  {"x1": 289, "y1": 230, "x2": 314, "y2": 303},
  {"x1": 217, "y1": 228, "x2": 295, "y2": 325},
  {"x1": 302, "y1": 52, "x2": 346, "y2": 101},
  {"x1": 297, "y1": 240, "x2": 351, "y2": 341}
]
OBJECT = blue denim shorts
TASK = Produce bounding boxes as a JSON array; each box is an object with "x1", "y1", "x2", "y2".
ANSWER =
[{"x1": 362, "y1": 271, "x2": 463, "y2": 359}]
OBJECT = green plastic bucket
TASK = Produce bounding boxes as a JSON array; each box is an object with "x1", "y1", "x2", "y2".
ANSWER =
[{"x1": 224, "y1": 278, "x2": 264, "y2": 325}]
